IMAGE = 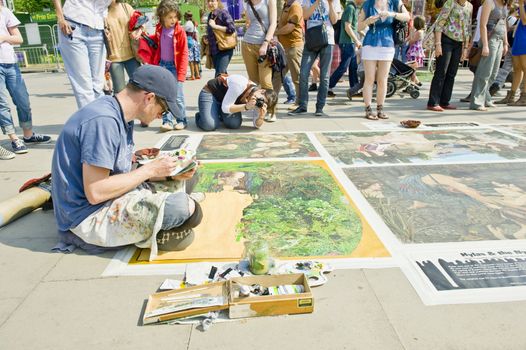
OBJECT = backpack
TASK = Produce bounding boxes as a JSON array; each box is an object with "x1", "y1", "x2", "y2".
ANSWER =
[
  {"x1": 393, "y1": 19, "x2": 408, "y2": 45},
  {"x1": 391, "y1": 0, "x2": 408, "y2": 46},
  {"x1": 128, "y1": 10, "x2": 158, "y2": 64}
]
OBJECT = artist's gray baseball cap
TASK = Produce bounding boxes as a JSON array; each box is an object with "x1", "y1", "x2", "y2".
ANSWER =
[{"x1": 129, "y1": 65, "x2": 178, "y2": 116}]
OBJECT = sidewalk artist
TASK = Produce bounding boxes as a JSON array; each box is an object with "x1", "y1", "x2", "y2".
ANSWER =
[{"x1": 51, "y1": 65, "x2": 202, "y2": 258}]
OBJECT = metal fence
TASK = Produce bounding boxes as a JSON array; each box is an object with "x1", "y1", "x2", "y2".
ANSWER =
[{"x1": 16, "y1": 24, "x2": 61, "y2": 72}]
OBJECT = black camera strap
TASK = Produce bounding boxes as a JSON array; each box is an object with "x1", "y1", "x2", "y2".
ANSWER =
[{"x1": 248, "y1": 0, "x2": 269, "y2": 34}]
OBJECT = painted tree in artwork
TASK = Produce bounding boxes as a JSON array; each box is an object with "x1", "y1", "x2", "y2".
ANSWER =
[{"x1": 194, "y1": 161, "x2": 363, "y2": 257}]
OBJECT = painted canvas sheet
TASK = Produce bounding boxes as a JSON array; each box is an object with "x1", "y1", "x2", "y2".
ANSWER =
[
  {"x1": 134, "y1": 160, "x2": 389, "y2": 264},
  {"x1": 197, "y1": 133, "x2": 319, "y2": 160},
  {"x1": 491, "y1": 124, "x2": 526, "y2": 139},
  {"x1": 158, "y1": 135, "x2": 189, "y2": 151},
  {"x1": 345, "y1": 162, "x2": 526, "y2": 244},
  {"x1": 401, "y1": 242, "x2": 526, "y2": 305},
  {"x1": 317, "y1": 129, "x2": 526, "y2": 166}
]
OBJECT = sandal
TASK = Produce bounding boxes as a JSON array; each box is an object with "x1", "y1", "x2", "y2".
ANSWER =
[
  {"x1": 365, "y1": 105, "x2": 377, "y2": 120},
  {"x1": 377, "y1": 105, "x2": 389, "y2": 119}
]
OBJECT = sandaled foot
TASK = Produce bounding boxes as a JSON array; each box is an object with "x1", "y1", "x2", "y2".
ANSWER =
[
  {"x1": 365, "y1": 105, "x2": 377, "y2": 120},
  {"x1": 377, "y1": 105, "x2": 388, "y2": 119}
]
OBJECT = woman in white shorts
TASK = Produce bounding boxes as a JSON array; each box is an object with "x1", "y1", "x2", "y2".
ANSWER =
[{"x1": 358, "y1": 0, "x2": 409, "y2": 119}]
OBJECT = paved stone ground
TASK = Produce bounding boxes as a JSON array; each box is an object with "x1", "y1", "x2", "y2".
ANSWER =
[{"x1": 1, "y1": 65, "x2": 526, "y2": 350}]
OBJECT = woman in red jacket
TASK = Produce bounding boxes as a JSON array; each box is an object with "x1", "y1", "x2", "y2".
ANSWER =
[{"x1": 152, "y1": 0, "x2": 189, "y2": 131}]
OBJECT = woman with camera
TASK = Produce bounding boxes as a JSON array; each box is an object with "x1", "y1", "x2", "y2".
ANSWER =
[
  {"x1": 195, "y1": 74, "x2": 278, "y2": 131},
  {"x1": 357, "y1": 0, "x2": 410, "y2": 120},
  {"x1": 241, "y1": 0, "x2": 277, "y2": 90}
]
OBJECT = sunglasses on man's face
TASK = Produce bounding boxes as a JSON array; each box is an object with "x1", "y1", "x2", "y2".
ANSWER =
[{"x1": 155, "y1": 96, "x2": 169, "y2": 114}]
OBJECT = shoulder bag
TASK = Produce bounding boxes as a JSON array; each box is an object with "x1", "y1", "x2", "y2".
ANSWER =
[
  {"x1": 211, "y1": 11, "x2": 238, "y2": 51},
  {"x1": 392, "y1": 0, "x2": 408, "y2": 46},
  {"x1": 305, "y1": 2, "x2": 329, "y2": 52}
]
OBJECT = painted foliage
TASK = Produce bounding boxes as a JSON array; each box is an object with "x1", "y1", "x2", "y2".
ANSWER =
[
  {"x1": 193, "y1": 161, "x2": 362, "y2": 257},
  {"x1": 197, "y1": 134, "x2": 319, "y2": 159},
  {"x1": 346, "y1": 163, "x2": 526, "y2": 244},
  {"x1": 317, "y1": 129, "x2": 526, "y2": 165}
]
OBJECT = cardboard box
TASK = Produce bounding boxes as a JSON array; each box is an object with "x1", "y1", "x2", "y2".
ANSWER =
[
  {"x1": 143, "y1": 281, "x2": 229, "y2": 325},
  {"x1": 142, "y1": 273, "x2": 313, "y2": 325},
  {"x1": 229, "y1": 273, "x2": 313, "y2": 319}
]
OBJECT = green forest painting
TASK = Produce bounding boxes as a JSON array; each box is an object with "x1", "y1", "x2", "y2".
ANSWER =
[
  {"x1": 193, "y1": 161, "x2": 363, "y2": 257},
  {"x1": 197, "y1": 134, "x2": 319, "y2": 160},
  {"x1": 317, "y1": 129, "x2": 526, "y2": 165},
  {"x1": 346, "y1": 163, "x2": 526, "y2": 244}
]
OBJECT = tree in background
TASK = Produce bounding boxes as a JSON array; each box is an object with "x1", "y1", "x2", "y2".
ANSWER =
[{"x1": 13, "y1": 0, "x2": 53, "y2": 13}]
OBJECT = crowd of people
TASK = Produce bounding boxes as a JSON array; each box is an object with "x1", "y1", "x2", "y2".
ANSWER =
[{"x1": 0, "y1": 0, "x2": 525, "y2": 253}]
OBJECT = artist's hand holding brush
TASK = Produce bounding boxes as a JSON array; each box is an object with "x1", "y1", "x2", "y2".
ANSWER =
[
  {"x1": 143, "y1": 154, "x2": 179, "y2": 179},
  {"x1": 145, "y1": 156, "x2": 199, "y2": 182}
]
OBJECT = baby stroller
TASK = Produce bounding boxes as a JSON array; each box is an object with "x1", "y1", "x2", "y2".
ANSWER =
[{"x1": 386, "y1": 59, "x2": 420, "y2": 99}]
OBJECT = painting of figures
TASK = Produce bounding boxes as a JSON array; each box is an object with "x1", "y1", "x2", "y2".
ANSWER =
[
  {"x1": 317, "y1": 129, "x2": 526, "y2": 165},
  {"x1": 197, "y1": 134, "x2": 319, "y2": 159},
  {"x1": 492, "y1": 124, "x2": 526, "y2": 138},
  {"x1": 346, "y1": 163, "x2": 526, "y2": 243}
]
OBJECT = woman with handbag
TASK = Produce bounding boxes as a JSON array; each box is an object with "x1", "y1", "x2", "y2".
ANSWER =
[
  {"x1": 288, "y1": 0, "x2": 342, "y2": 117},
  {"x1": 469, "y1": 0, "x2": 510, "y2": 111},
  {"x1": 357, "y1": 0, "x2": 409, "y2": 120},
  {"x1": 426, "y1": 0, "x2": 472, "y2": 112},
  {"x1": 105, "y1": 0, "x2": 141, "y2": 94},
  {"x1": 241, "y1": 0, "x2": 277, "y2": 90},
  {"x1": 207, "y1": 0, "x2": 237, "y2": 76}
]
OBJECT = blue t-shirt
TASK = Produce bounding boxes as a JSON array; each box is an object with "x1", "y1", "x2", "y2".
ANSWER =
[
  {"x1": 51, "y1": 96, "x2": 134, "y2": 232},
  {"x1": 362, "y1": 0, "x2": 401, "y2": 48}
]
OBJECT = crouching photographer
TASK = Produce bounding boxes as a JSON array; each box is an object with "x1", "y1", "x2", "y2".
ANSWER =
[{"x1": 195, "y1": 74, "x2": 277, "y2": 131}]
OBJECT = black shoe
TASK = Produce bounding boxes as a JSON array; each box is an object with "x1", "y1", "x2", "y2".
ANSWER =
[
  {"x1": 327, "y1": 90, "x2": 336, "y2": 98},
  {"x1": 489, "y1": 83, "x2": 500, "y2": 97},
  {"x1": 315, "y1": 109, "x2": 327, "y2": 117},
  {"x1": 346, "y1": 89, "x2": 353, "y2": 101},
  {"x1": 308, "y1": 83, "x2": 318, "y2": 92},
  {"x1": 288, "y1": 107, "x2": 308, "y2": 116},
  {"x1": 460, "y1": 93, "x2": 471, "y2": 103},
  {"x1": 23, "y1": 133, "x2": 51, "y2": 144}
]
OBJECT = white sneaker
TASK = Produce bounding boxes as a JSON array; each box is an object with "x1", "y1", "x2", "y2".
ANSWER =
[
  {"x1": 0, "y1": 145, "x2": 15, "y2": 160},
  {"x1": 160, "y1": 123, "x2": 174, "y2": 132},
  {"x1": 265, "y1": 114, "x2": 277, "y2": 122},
  {"x1": 174, "y1": 122, "x2": 187, "y2": 130}
]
